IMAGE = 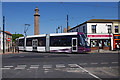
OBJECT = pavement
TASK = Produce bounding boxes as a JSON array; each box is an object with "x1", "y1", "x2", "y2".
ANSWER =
[
  {"x1": 88, "y1": 50, "x2": 120, "y2": 53},
  {"x1": 1, "y1": 52, "x2": 119, "y2": 79}
]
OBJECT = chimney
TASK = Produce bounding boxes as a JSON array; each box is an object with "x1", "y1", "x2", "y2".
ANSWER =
[{"x1": 34, "y1": 7, "x2": 40, "y2": 35}]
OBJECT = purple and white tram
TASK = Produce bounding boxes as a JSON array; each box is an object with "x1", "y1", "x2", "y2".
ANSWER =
[{"x1": 17, "y1": 32, "x2": 90, "y2": 53}]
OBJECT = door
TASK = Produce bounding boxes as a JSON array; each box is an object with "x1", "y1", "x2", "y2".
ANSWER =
[
  {"x1": 32, "y1": 39, "x2": 38, "y2": 51},
  {"x1": 72, "y1": 38, "x2": 77, "y2": 52}
]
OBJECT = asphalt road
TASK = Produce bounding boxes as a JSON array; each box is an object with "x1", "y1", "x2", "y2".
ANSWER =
[{"x1": 1, "y1": 52, "x2": 120, "y2": 80}]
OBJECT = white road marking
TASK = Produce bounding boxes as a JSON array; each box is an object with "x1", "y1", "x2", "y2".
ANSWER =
[
  {"x1": 14, "y1": 65, "x2": 26, "y2": 70},
  {"x1": 101, "y1": 62, "x2": 108, "y2": 64},
  {"x1": 68, "y1": 64, "x2": 79, "y2": 67},
  {"x1": 79, "y1": 63, "x2": 87, "y2": 65},
  {"x1": 4, "y1": 66, "x2": 13, "y2": 68},
  {"x1": 1, "y1": 68, "x2": 10, "y2": 70},
  {"x1": 112, "y1": 62, "x2": 118, "y2": 64},
  {"x1": 91, "y1": 63, "x2": 98, "y2": 65},
  {"x1": 56, "y1": 64, "x2": 65, "y2": 68},
  {"x1": 30, "y1": 67, "x2": 39, "y2": 69},
  {"x1": 14, "y1": 67, "x2": 25, "y2": 70},
  {"x1": 43, "y1": 65, "x2": 52, "y2": 69},
  {"x1": 77, "y1": 65, "x2": 102, "y2": 80},
  {"x1": 31, "y1": 65, "x2": 39, "y2": 67}
]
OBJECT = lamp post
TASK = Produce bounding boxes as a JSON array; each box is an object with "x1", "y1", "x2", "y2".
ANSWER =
[{"x1": 3, "y1": 16, "x2": 5, "y2": 54}]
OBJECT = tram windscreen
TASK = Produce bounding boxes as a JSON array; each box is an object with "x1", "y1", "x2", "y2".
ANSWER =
[{"x1": 79, "y1": 34, "x2": 90, "y2": 48}]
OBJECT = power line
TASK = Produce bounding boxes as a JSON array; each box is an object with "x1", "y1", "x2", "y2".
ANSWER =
[{"x1": 61, "y1": 2, "x2": 118, "y2": 8}]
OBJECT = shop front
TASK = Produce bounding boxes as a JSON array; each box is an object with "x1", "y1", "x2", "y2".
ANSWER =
[
  {"x1": 87, "y1": 34, "x2": 113, "y2": 50},
  {"x1": 113, "y1": 34, "x2": 120, "y2": 50}
]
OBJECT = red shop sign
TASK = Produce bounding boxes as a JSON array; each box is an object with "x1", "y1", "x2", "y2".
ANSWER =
[
  {"x1": 7, "y1": 38, "x2": 10, "y2": 41},
  {"x1": 88, "y1": 35, "x2": 112, "y2": 37}
]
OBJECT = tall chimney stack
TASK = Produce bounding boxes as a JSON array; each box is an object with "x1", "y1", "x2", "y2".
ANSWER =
[{"x1": 34, "y1": 7, "x2": 40, "y2": 35}]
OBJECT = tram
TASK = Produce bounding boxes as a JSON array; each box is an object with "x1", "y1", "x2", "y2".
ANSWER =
[{"x1": 17, "y1": 32, "x2": 90, "y2": 53}]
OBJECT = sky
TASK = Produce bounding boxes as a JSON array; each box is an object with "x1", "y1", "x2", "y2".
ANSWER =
[{"x1": 1, "y1": 2, "x2": 118, "y2": 36}]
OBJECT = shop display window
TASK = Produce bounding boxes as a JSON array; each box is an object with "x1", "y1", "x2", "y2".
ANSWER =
[
  {"x1": 104, "y1": 40, "x2": 110, "y2": 47},
  {"x1": 91, "y1": 40, "x2": 97, "y2": 47}
]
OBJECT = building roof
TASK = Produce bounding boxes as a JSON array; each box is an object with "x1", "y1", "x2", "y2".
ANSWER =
[
  {"x1": 69, "y1": 19, "x2": 120, "y2": 31},
  {"x1": 1, "y1": 30, "x2": 12, "y2": 35},
  {"x1": 5, "y1": 31, "x2": 12, "y2": 35}
]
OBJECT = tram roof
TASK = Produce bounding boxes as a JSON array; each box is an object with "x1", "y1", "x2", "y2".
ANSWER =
[
  {"x1": 26, "y1": 34, "x2": 46, "y2": 38},
  {"x1": 50, "y1": 32, "x2": 78, "y2": 36}
]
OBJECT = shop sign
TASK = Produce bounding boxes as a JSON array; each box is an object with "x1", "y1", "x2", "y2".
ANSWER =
[
  {"x1": 88, "y1": 35, "x2": 112, "y2": 37},
  {"x1": 7, "y1": 38, "x2": 10, "y2": 41}
]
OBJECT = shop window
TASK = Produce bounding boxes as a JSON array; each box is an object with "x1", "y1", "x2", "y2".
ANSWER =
[
  {"x1": 108, "y1": 25, "x2": 111, "y2": 33},
  {"x1": 104, "y1": 40, "x2": 110, "y2": 47},
  {"x1": 92, "y1": 25, "x2": 96, "y2": 33},
  {"x1": 91, "y1": 40, "x2": 97, "y2": 47},
  {"x1": 115, "y1": 26, "x2": 119, "y2": 33}
]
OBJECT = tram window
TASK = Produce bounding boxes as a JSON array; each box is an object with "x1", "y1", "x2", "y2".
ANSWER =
[
  {"x1": 50, "y1": 36, "x2": 73, "y2": 46},
  {"x1": 18, "y1": 39, "x2": 24, "y2": 46},
  {"x1": 26, "y1": 38, "x2": 32, "y2": 46},
  {"x1": 38, "y1": 37, "x2": 46, "y2": 46},
  {"x1": 73, "y1": 39, "x2": 76, "y2": 46}
]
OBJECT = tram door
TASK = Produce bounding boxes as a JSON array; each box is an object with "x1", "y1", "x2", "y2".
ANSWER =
[
  {"x1": 32, "y1": 39, "x2": 38, "y2": 51},
  {"x1": 72, "y1": 38, "x2": 77, "y2": 52}
]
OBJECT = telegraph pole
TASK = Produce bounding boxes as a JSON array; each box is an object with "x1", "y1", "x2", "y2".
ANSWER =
[
  {"x1": 3, "y1": 16, "x2": 5, "y2": 54},
  {"x1": 67, "y1": 14, "x2": 68, "y2": 32}
]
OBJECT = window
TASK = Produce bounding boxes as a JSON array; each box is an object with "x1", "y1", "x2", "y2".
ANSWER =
[
  {"x1": 18, "y1": 39, "x2": 24, "y2": 46},
  {"x1": 108, "y1": 25, "x2": 111, "y2": 33},
  {"x1": 115, "y1": 26, "x2": 119, "y2": 33},
  {"x1": 26, "y1": 38, "x2": 32, "y2": 46},
  {"x1": 50, "y1": 35, "x2": 76, "y2": 46},
  {"x1": 38, "y1": 37, "x2": 46, "y2": 46},
  {"x1": 26, "y1": 37, "x2": 46, "y2": 46},
  {"x1": 91, "y1": 40, "x2": 97, "y2": 47},
  {"x1": 103, "y1": 40, "x2": 110, "y2": 47},
  {"x1": 92, "y1": 25, "x2": 96, "y2": 33},
  {"x1": 114, "y1": 36, "x2": 120, "y2": 39},
  {"x1": 76, "y1": 29, "x2": 79, "y2": 32},
  {"x1": 83, "y1": 26, "x2": 85, "y2": 33}
]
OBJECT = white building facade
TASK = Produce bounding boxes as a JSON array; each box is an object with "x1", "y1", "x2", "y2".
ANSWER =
[
  {"x1": 68, "y1": 19, "x2": 119, "y2": 50},
  {"x1": 0, "y1": 30, "x2": 12, "y2": 53}
]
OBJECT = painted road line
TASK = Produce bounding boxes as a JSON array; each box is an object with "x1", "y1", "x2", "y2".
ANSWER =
[
  {"x1": 101, "y1": 62, "x2": 108, "y2": 64},
  {"x1": 112, "y1": 62, "x2": 118, "y2": 64},
  {"x1": 91, "y1": 63, "x2": 98, "y2": 65},
  {"x1": 56, "y1": 64, "x2": 65, "y2": 68},
  {"x1": 68, "y1": 64, "x2": 79, "y2": 67},
  {"x1": 4, "y1": 66, "x2": 13, "y2": 68},
  {"x1": 79, "y1": 63, "x2": 87, "y2": 65},
  {"x1": 1, "y1": 68, "x2": 10, "y2": 70},
  {"x1": 14, "y1": 67, "x2": 25, "y2": 70},
  {"x1": 77, "y1": 65, "x2": 102, "y2": 80},
  {"x1": 43, "y1": 65, "x2": 52, "y2": 69},
  {"x1": 30, "y1": 67, "x2": 39, "y2": 69},
  {"x1": 31, "y1": 65, "x2": 39, "y2": 67}
]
